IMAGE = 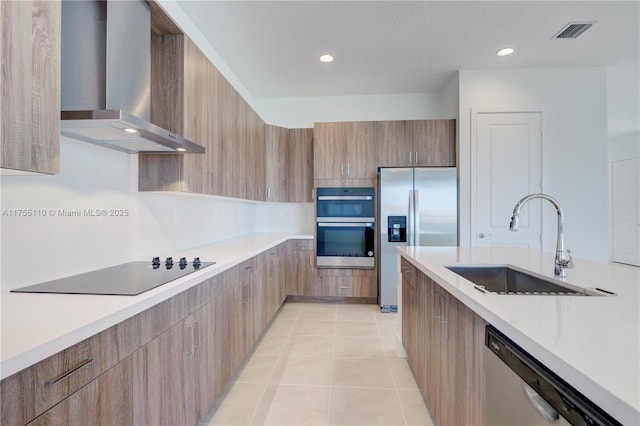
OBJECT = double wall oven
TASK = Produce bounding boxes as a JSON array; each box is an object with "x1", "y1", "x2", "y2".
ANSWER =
[{"x1": 316, "y1": 187, "x2": 375, "y2": 268}]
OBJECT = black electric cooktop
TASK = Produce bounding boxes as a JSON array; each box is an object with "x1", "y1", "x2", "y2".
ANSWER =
[{"x1": 11, "y1": 257, "x2": 215, "y2": 296}]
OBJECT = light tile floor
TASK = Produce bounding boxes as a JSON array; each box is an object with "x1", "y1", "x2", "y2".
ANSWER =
[{"x1": 200, "y1": 302, "x2": 434, "y2": 426}]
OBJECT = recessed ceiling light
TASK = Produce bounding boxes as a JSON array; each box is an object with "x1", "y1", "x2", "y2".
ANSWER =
[
  {"x1": 176, "y1": 148, "x2": 186, "y2": 152},
  {"x1": 123, "y1": 128, "x2": 138, "y2": 135},
  {"x1": 319, "y1": 54, "x2": 334, "y2": 63},
  {"x1": 496, "y1": 48, "x2": 514, "y2": 57}
]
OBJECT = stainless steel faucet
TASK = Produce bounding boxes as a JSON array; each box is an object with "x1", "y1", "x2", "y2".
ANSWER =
[{"x1": 509, "y1": 193, "x2": 573, "y2": 278}]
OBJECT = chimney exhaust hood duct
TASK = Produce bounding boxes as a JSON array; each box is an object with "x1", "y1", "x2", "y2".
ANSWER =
[{"x1": 60, "y1": 0, "x2": 204, "y2": 154}]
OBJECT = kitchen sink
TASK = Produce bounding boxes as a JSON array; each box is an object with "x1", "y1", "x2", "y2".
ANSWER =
[{"x1": 445, "y1": 265, "x2": 613, "y2": 296}]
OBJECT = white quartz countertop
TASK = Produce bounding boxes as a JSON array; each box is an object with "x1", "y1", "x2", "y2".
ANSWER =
[
  {"x1": 0, "y1": 233, "x2": 312, "y2": 380},
  {"x1": 397, "y1": 246, "x2": 640, "y2": 425}
]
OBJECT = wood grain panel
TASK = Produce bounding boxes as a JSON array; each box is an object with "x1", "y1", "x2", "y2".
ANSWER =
[
  {"x1": 289, "y1": 127, "x2": 314, "y2": 202},
  {"x1": 132, "y1": 319, "x2": 195, "y2": 426},
  {"x1": 265, "y1": 125, "x2": 289, "y2": 201},
  {"x1": 410, "y1": 119, "x2": 456, "y2": 166},
  {"x1": 248, "y1": 106, "x2": 265, "y2": 200},
  {"x1": 150, "y1": 34, "x2": 184, "y2": 135},
  {"x1": 376, "y1": 121, "x2": 409, "y2": 167},
  {"x1": 313, "y1": 122, "x2": 345, "y2": 180},
  {"x1": 30, "y1": 0, "x2": 60, "y2": 174},
  {"x1": 1, "y1": 320, "x2": 132, "y2": 426},
  {"x1": 147, "y1": 0, "x2": 182, "y2": 35},
  {"x1": 345, "y1": 121, "x2": 377, "y2": 179},
  {"x1": 210, "y1": 64, "x2": 226, "y2": 196},
  {"x1": 1, "y1": 0, "x2": 60, "y2": 174},
  {"x1": 28, "y1": 358, "x2": 133, "y2": 426},
  {"x1": 182, "y1": 37, "x2": 208, "y2": 194}
]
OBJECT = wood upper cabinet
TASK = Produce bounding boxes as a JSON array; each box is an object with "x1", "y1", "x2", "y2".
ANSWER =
[
  {"x1": 314, "y1": 121, "x2": 377, "y2": 182},
  {"x1": 1, "y1": 0, "x2": 60, "y2": 174},
  {"x1": 344, "y1": 121, "x2": 377, "y2": 179},
  {"x1": 289, "y1": 128, "x2": 314, "y2": 202},
  {"x1": 314, "y1": 122, "x2": 346, "y2": 180},
  {"x1": 265, "y1": 125, "x2": 290, "y2": 202},
  {"x1": 139, "y1": 29, "x2": 267, "y2": 201},
  {"x1": 377, "y1": 120, "x2": 456, "y2": 167},
  {"x1": 409, "y1": 119, "x2": 456, "y2": 167},
  {"x1": 139, "y1": 34, "x2": 209, "y2": 193},
  {"x1": 265, "y1": 126, "x2": 313, "y2": 202},
  {"x1": 248, "y1": 107, "x2": 266, "y2": 201},
  {"x1": 377, "y1": 121, "x2": 410, "y2": 167}
]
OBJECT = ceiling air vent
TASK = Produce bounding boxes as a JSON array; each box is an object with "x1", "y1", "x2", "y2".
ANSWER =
[{"x1": 553, "y1": 22, "x2": 595, "y2": 39}]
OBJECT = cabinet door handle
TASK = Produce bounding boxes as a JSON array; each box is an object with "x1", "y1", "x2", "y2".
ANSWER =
[
  {"x1": 267, "y1": 187, "x2": 271, "y2": 200},
  {"x1": 45, "y1": 358, "x2": 93, "y2": 386},
  {"x1": 415, "y1": 151, "x2": 419, "y2": 164},
  {"x1": 193, "y1": 321, "x2": 201, "y2": 349},
  {"x1": 341, "y1": 164, "x2": 344, "y2": 176},
  {"x1": 439, "y1": 293, "x2": 447, "y2": 324},
  {"x1": 347, "y1": 163, "x2": 350, "y2": 175},
  {"x1": 409, "y1": 151, "x2": 412, "y2": 164}
]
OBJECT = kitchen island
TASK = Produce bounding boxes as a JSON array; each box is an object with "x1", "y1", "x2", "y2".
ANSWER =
[{"x1": 398, "y1": 246, "x2": 640, "y2": 425}]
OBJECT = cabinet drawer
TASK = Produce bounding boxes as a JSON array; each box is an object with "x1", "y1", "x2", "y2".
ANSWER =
[
  {"x1": 1, "y1": 321, "x2": 131, "y2": 426},
  {"x1": 291, "y1": 239, "x2": 313, "y2": 251}
]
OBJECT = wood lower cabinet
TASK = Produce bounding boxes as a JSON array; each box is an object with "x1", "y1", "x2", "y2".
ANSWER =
[
  {"x1": 2, "y1": 243, "x2": 290, "y2": 426},
  {"x1": 0, "y1": 320, "x2": 132, "y2": 426},
  {"x1": 401, "y1": 257, "x2": 486, "y2": 426},
  {"x1": 132, "y1": 317, "x2": 196, "y2": 426},
  {"x1": 287, "y1": 239, "x2": 377, "y2": 301},
  {"x1": 1, "y1": 0, "x2": 60, "y2": 175},
  {"x1": 28, "y1": 358, "x2": 134, "y2": 426},
  {"x1": 287, "y1": 239, "x2": 319, "y2": 296}
]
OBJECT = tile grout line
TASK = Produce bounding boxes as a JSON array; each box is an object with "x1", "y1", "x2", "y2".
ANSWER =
[
  {"x1": 246, "y1": 300, "x2": 302, "y2": 426},
  {"x1": 326, "y1": 304, "x2": 338, "y2": 426},
  {"x1": 378, "y1": 308, "x2": 411, "y2": 426}
]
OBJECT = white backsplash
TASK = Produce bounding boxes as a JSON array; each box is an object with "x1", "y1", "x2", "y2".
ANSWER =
[{"x1": 0, "y1": 137, "x2": 312, "y2": 290}]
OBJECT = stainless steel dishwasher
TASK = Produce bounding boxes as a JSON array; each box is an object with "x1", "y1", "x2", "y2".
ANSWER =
[{"x1": 484, "y1": 325, "x2": 621, "y2": 426}]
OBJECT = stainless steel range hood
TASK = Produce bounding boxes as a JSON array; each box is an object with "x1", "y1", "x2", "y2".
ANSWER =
[{"x1": 60, "y1": 0, "x2": 204, "y2": 154}]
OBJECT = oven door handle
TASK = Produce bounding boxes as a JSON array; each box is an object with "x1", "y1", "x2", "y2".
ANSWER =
[
  {"x1": 317, "y1": 195, "x2": 373, "y2": 201},
  {"x1": 317, "y1": 222, "x2": 374, "y2": 227}
]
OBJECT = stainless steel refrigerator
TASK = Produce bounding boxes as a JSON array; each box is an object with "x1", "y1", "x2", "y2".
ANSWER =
[{"x1": 378, "y1": 167, "x2": 458, "y2": 312}]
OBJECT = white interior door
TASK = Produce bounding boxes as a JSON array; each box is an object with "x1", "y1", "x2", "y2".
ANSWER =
[
  {"x1": 473, "y1": 111, "x2": 542, "y2": 248},
  {"x1": 611, "y1": 156, "x2": 640, "y2": 266}
]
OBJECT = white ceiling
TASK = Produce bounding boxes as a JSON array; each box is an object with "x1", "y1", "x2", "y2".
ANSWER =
[{"x1": 175, "y1": 1, "x2": 639, "y2": 99}]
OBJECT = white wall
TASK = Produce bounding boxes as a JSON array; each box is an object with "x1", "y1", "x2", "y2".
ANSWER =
[
  {"x1": 0, "y1": 137, "x2": 258, "y2": 290},
  {"x1": 255, "y1": 203, "x2": 315, "y2": 234},
  {"x1": 458, "y1": 67, "x2": 609, "y2": 262},
  {"x1": 253, "y1": 92, "x2": 452, "y2": 128}
]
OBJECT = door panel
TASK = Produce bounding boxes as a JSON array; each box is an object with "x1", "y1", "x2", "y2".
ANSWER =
[
  {"x1": 611, "y1": 156, "x2": 640, "y2": 266},
  {"x1": 474, "y1": 112, "x2": 542, "y2": 248}
]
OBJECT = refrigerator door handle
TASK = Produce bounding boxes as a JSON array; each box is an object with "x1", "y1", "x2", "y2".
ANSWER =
[
  {"x1": 408, "y1": 190, "x2": 414, "y2": 246},
  {"x1": 414, "y1": 190, "x2": 420, "y2": 245}
]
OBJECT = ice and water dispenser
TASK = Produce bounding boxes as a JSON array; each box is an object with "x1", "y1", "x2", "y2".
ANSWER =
[{"x1": 387, "y1": 216, "x2": 407, "y2": 243}]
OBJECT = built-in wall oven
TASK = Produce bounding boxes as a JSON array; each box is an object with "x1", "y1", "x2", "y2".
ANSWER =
[{"x1": 316, "y1": 187, "x2": 375, "y2": 268}]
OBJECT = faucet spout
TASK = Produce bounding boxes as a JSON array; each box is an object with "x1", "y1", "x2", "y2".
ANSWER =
[{"x1": 509, "y1": 193, "x2": 572, "y2": 278}]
